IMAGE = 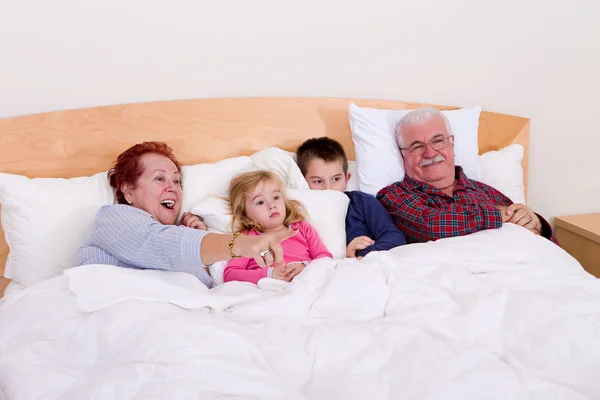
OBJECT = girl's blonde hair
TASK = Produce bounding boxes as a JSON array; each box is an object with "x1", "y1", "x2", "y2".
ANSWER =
[{"x1": 228, "y1": 170, "x2": 306, "y2": 232}]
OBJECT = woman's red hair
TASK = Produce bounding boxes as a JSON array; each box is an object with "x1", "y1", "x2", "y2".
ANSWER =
[{"x1": 108, "y1": 141, "x2": 182, "y2": 204}]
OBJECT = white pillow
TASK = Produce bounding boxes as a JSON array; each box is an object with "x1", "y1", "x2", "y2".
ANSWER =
[
  {"x1": 251, "y1": 148, "x2": 309, "y2": 190},
  {"x1": 189, "y1": 196, "x2": 232, "y2": 234},
  {"x1": 179, "y1": 156, "x2": 253, "y2": 220},
  {"x1": 0, "y1": 155, "x2": 254, "y2": 288},
  {"x1": 347, "y1": 160, "x2": 359, "y2": 192},
  {"x1": 288, "y1": 189, "x2": 348, "y2": 260},
  {"x1": 479, "y1": 144, "x2": 526, "y2": 204},
  {"x1": 348, "y1": 103, "x2": 482, "y2": 196},
  {"x1": 208, "y1": 261, "x2": 229, "y2": 286},
  {"x1": 286, "y1": 150, "x2": 298, "y2": 161},
  {"x1": 0, "y1": 172, "x2": 114, "y2": 287},
  {"x1": 191, "y1": 188, "x2": 348, "y2": 258}
]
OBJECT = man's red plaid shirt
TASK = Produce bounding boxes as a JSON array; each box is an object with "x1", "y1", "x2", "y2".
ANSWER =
[{"x1": 377, "y1": 167, "x2": 558, "y2": 245}]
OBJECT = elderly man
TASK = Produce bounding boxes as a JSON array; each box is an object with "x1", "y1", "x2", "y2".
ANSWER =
[{"x1": 376, "y1": 107, "x2": 558, "y2": 244}]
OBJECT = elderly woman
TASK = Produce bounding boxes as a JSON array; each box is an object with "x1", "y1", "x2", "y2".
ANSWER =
[{"x1": 75, "y1": 141, "x2": 289, "y2": 288}]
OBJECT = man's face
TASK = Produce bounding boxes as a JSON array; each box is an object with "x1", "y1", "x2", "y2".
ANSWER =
[{"x1": 399, "y1": 117, "x2": 456, "y2": 189}]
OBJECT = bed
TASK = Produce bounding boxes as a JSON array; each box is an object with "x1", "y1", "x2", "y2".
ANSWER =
[{"x1": 1, "y1": 98, "x2": 599, "y2": 399}]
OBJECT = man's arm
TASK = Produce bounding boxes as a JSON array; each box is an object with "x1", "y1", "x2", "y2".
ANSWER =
[
  {"x1": 498, "y1": 203, "x2": 559, "y2": 245},
  {"x1": 479, "y1": 182, "x2": 559, "y2": 245},
  {"x1": 376, "y1": 186, "x2": 504, "y2": 243}
]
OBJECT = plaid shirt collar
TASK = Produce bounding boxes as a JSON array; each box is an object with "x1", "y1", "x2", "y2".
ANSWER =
[{"x1": 401, "y1": 166, "x2": 476, "y2": 196}]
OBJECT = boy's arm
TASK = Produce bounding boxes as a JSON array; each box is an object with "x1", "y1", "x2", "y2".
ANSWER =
[{"x1": 354, "y1": 192, "x2": 407, "y2": 257}]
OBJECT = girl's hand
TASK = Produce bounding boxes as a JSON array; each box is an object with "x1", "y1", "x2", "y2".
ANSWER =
[
  {"x1": 282, "y1": 262, "x2": 306, "y2": 281},
  {"x1": 181, "y1": 212, "x2": 208, "y2": 230},
  {"x1": 271, "y1": 265, "x2": 290, "y2": 281}
]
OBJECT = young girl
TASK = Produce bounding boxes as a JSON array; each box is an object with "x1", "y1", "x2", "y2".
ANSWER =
[{"x1": 224, "y1": 170, "x2": 332, "y2": 284}]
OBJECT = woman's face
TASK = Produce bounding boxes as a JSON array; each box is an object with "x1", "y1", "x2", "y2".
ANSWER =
[{"x1": 122, "y1": 153, "x2": 183, "y2": 225}]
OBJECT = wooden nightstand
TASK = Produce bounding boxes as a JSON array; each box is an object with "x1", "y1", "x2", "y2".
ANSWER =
[{"x1": 555, "y1": 213, "x2": 600, "y2": 278}]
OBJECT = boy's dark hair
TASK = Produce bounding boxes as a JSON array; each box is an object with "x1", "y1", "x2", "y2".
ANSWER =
[{"x1": 296, "y1": 137, "x2": 348, "y2": 176}]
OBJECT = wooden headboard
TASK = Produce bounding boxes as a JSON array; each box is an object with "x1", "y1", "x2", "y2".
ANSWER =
[{"x1": 0, "y1": 97, "x2": 530, "y2": 295}]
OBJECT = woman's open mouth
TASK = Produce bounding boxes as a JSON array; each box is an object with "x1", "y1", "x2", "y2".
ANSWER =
[{"x1": 160, "y1": 199, "x2": 176, "y2": 210}]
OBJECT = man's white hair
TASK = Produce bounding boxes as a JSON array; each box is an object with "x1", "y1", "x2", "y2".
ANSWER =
[{"x1": 395, "y1": 107, "x2": 452, "y2": 147}]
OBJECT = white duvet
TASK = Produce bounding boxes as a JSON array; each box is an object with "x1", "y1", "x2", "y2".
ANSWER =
[{"x1": 1, "y1": 224, "x2": 600, "y2": 400}]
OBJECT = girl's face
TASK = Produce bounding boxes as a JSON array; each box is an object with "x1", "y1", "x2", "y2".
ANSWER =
[{"x1": 244, "y1": 179, "x2": 286, "y2": 232}]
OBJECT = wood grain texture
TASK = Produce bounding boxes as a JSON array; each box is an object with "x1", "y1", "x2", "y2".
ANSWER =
[
  {"x1": 510, "y1": 121, "x2": 530, "y2": 202},
  {"x1": 0, "y1": 204, "x2": 7, "y2": 295},
  {"x1": 555, "y1": 213, "x2": 600, "y2": 277},
  {"x1": 555, "y1": 226, "x2": 600, "y2": 278},
  {"x1": 555, "y1": 213, "x2": 600, "y2": 245},
  {"x1": 0, "y1": 97, "x2": 531, "y2": 296},
  {"x1": 0, "y1": 277, "x2": 8, "y2": 297}
]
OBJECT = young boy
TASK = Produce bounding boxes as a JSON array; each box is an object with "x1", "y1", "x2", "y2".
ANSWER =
[{"x1": 296, "y1": 137, "x2": 407, "y2": 258}]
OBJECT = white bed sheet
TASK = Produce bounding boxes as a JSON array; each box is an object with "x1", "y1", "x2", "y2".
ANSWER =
[{"x1": 1, "y1": 224, "x2": 599, "y2": 400}]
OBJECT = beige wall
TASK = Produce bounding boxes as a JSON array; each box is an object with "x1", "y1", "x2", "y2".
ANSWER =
[{"x1": 1, "y1": 0, "x2": 599, "y2": 221}]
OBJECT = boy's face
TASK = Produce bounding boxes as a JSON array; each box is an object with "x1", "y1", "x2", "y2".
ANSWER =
[{"x1": 304, "y1": 158, "x2": 350, "y2": 192}]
